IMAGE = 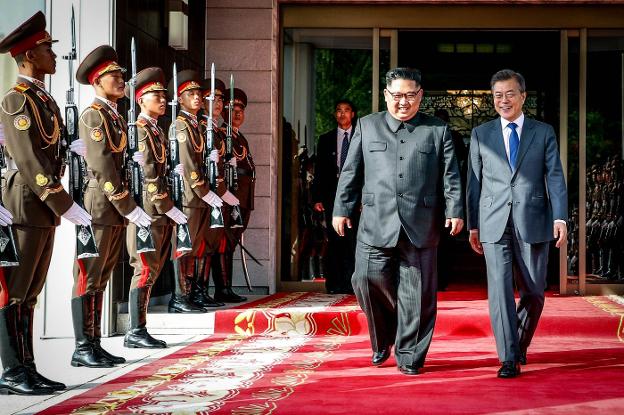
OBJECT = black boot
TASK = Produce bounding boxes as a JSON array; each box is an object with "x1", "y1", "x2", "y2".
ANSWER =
[
  {"x1": 0, "y1": 304, "x2": 52, "y2": 395},
  {"x1": 214, "y1": 252, "x2": 247, "y2": 303},
  {"x1": 168, "y1": 257, "x2": 206, "y2": 313},
  {"x1": 190, "y1": 256, "x2": 224, "y2": 307},
  {"x1": 71, "y1": 293, "x2": 113, "y2": 368},
  {"x1": 93, "y1": 291, "x2": 125, "y2": 365},
  {"x1": 124, "y1": 287, "x2": 167, "y2": 348},
  {"x1": 20, "y1": 305, "x2": 65, "y2": 391}
]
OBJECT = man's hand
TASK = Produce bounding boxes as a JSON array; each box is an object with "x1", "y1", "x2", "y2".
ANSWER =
[
  {"x1": 445, "y1": 218, "x2": 464, "y2": 236},
  {"x1": 313, "y1": 202, "x2": 324, "y2": 212},
  {"x1": 332, "y1": 216, "x2": 352, "y2": 237},
  {"x1": 554, "y1": 222, "x2": 568, "y2": 248},
  {"x1": 469, "y1": 229, "x2": 483, "y2": 255}
]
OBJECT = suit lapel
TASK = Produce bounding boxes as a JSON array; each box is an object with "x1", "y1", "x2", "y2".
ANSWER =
[
  {"x1": 512, "y1": 118, "x2": 536, "y2": 179},
  {"x1": 489, "y1": 119, "x2": 512, "y2": 176}
]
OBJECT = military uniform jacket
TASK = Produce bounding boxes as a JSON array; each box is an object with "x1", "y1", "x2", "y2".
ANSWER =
[
  {"x1": 136, "y1": 116, "x2": 174, "y2": 226},
  {"x1": 176, "y1": 112, "x2": 210, "y2": 208},
  {"x1": 0, "y1": 80, "x2": 73, "y2": 227},
  {"x1": 80, "y1": 100, "x2": 136, "y2": 226},
  {"x1": 220, "y1": 126, "x2": 255, "y2": 210},
  {"x1": 233, "y1": 129, "x2": 255, "y2": 210},
  {"x1": 208, "y1": 122, "x2": 226, "y2": 197}
]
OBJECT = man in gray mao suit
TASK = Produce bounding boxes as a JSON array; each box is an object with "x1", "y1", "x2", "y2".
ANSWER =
[
  {"x1": 467, "y1": 69, "x2": 568, "y2": 378},
  {"x1": 333, "y1": 68, "x2": 464, "y2": 375}
]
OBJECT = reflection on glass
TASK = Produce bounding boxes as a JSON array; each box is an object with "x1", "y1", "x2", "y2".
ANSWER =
[{"x1": 585, "y1": 33, "x2": 624, "y2": 284}]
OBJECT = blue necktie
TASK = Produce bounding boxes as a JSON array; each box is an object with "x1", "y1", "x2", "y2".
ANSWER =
[
  {"x1": 340, "y1": 131, "x2": 350, "y2": 171},
  {"x1": 508, "y1": 122, "x2": 520, "y2": 170}
]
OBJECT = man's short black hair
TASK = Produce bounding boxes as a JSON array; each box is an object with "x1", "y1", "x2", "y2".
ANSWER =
[
  {"x1": 335, "y1": 99, "x2": 356, "y2": 114},
  {"x1": 385, "y1": 67, "x2": 422, "y2": 87},
  {"x1": 490, "y1": 69, "x2": 526, "y2": 93}
]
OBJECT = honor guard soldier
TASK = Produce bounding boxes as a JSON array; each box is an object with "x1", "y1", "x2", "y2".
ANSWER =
[
  {"x1": 167, "y1": 70, "x2": 224, "y2": 313},
  {"x1": 0, "y1": 11, "x2": 92, "y2": 395},
  {"x1": 215, "y1": 87, "x2": 255, "y2": 303},
  {"x1": 200, "y1": 77, "x2": 235, "y2": 304},
  {"x1": 71, "y1": 45, "x2": 152, "y2": 367},
  {"x1": 124, "y1": 67, "x2": 187, "y2": 349}
]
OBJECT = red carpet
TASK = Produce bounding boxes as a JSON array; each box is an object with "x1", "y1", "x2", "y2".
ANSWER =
[{"x1": 39, "y1": 287, "x2": 624, "y2": 414}]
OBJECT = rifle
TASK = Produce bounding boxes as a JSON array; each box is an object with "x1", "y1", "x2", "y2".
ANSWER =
[
  {"x1": 63, "y1": 6, "x2": 98, "y2": 260},
  {"x1": 167, "y1": 63, "x2": 192, "y2": 253},
  {"x1": 204, "y1": 62, "x2": 224, "y2": 228},
  {"x1": 225, "y1": 74, "x2": 243, "y2": 228},
  {"x1": 0, "y1": 145, "x2": 19, "y2": 268},
  {"x1": 126, "y1": 37, "x2": 155, "y2": 253}
]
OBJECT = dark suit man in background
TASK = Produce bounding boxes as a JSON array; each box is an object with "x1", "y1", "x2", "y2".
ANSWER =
[
  {"x1": 467, "y1": 69, "x2": 567, "y2": 378},
  {"x1": 312, "y1": 99, "x2": 358, "y2": 294},
  {"x1": 333, "y1": 68, "x2": 464, "y2": 375}
]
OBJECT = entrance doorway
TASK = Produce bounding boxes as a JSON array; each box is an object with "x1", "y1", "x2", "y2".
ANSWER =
[{"x1": 280, "y1": 29, "x2": 563, "y2": 291}]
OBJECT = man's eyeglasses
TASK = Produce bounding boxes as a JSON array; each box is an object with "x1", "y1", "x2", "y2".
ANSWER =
[
  {"x1": 385, "y1": 88, "x2": 421, "y2": 102},
  {"x1": 493, "y1": 91, "x2": 522, "y2": 100}
]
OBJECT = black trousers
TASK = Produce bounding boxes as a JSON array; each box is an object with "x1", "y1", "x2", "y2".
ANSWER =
[
  {"x1": 352, "y1": 229, "x2": 438, "y2": 368},
  {"x1": 325, "y1": 213, "x2": 358, "y2": 293}
]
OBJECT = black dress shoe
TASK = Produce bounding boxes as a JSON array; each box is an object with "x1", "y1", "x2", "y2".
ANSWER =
[
  {"x1": 497, "y1": 361, "x2": 521, "y2": 378},
  {"x1": 25, "y1": 366, "x2": 65, "y2": 391},
  {"x1": 372, "y1": 348, "x2": 391, "y2": 366},
  {"x1": 0, "y1": 367, "x2": 54, "y2": 395},
  {"x1": 124, "y1": 329, "x2": 167, "y2": 349},
  {"x1": 398, "y1": 364, "x2": 419, "y2": 375},
  {"x1": 93, "y1": 341, "x2": 126, "y2": 365},
  {"x1": 71, "y1": 344, "x2": 114, "y2": 368},
  {"x1": 214, "y1": 288, "x2": 247, "y2": 303},
  {"x1": 168, "y1": 295, "x2": 207, "y2": 313}
]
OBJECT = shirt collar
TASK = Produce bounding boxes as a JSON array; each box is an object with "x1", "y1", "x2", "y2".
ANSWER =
[
  {"x1": 181, "y1": 110, "x2": 198, "y2": 122},
  {"x1": 337, "y1": 126, "x2": 352, "y2": 136},
  {"x1": 95, "y1": 95, "x2": 118, "y2": 114},
  {"x1": 385, "y1": 111, "x2": 420, "y2": 133},
  {"x1": 139, "y1": 112, "x2": 158, "y2": 126},
  {"x1": 18, "y1": 75, "x2": 47, "y2": 92},
  {"x1": 500, "y1": 113, "x2": 525, "y2": 130}
]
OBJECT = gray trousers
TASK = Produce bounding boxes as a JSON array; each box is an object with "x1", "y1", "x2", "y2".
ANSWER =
[
  {"x1": 482, "y1": 216, "x2": 549, "y2": 363},
  {"x1": 352, "y1": 230, "x2": 437, "y2": 367}
]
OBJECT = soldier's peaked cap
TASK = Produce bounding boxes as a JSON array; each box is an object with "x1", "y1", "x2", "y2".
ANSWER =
[
  {"x1": 124, "y1": 67, "x2": 167, "y2": 102},
  {"x1": 224, "y1": 88, "x2": 247, "y2": 109},
  {"x1": 167, "y1": 69, "x2": 201, "y2": 99},
  {"x1": 200, "y1": 78, "x2": 226, "y2": 97},
  {"x1": 0, "y1": 11, "x2": 57, "y2": 57},
  {"x1": 76, "y1": 45, "x2": 125, "y2": 85}
]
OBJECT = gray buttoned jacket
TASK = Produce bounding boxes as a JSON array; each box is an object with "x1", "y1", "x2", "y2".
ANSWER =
[{"x1": 333, "y1": 111, "x2": 464, "y2": 248}]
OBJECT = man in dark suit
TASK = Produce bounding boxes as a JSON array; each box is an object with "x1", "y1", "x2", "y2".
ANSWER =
[
  {"x1": 467, "y1": 69, "x2": 567, "y2": 378},
  {"x1": 312, "y1": 99, "x2": 358, "y2": 294},
  {"x1": 333, "y1": 68, "x2": 464, "y2": 375}
]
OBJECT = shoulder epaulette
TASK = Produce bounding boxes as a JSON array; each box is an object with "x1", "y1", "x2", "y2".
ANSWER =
[
  {"x1": 13, "y1": 83, "x2": 30, "y2": 93},
  {"x1": 91, "y1": 103, "x2": 103, "y2": 111},
  {"x1": 176, "y1": 115, "x2": 185, "y2": 121},
  {"x1": 136, "y1": 118, "x2": 147, "y2": 127}
]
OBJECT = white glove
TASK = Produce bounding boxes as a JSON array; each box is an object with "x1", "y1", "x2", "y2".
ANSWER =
[
  {"x1": 165, "y1": 206, "x2": 187, "y2": 225},
  {"x1": 209, "y1": 149, "x2": 219, "y2": 163},
  {"x1": 62, "y1": 202, "x2": 92, "y2": 226},
  {"x1": 125, "y1": 206, "x2": 152, "y2": 227},
  {"x1": 69, "y1": 139, "x2": 87, "y2": 157},
  {"x1": 221, "y1": 190, "x2": 240, "y2": 206},
  {"x1": 0, "y1": 123, "x2": 5, "y2": 145},
  {"x1": 174, "y1": 164, "x2": 184, "y2": 175},
  {"x1": 0, "y1": 205, "x2": 13, "y2": 226},
  {"x1": 132, "y1": 152, "x2": 145, "y2": 166},
  {"x1": 202, "y1": 190, "x2": 223, "y2": 208},
  {"x1": 228, "y1": 156, "x2": 237, "y2": 168}
]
